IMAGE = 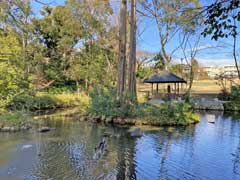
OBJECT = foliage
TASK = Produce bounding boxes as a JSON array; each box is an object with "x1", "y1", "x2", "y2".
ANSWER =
[
  {"x1": 218, "y1": 85, "x2": 240, "y2": 101},
  {"x1": 67, "y1": 45, "x2": 117, "y2": 89},
  {"x1": 0, "y1": 31, "x2": 30, "y2": 109},
  {"x1": 183, "y1": 93, "x2": 193, "y2": 104},
  {"x1": 133, "y1": 102, "x2": 198, "y2": 125},
  {"x1": 0, "y1": 0, "x2": 118, "y2": 104},
  {"x1": 169, "y1": 64, "x2": 184, "y2": 75},
  {"x1": 0, "y1": 111, "x2": 29, "y2": 126},
  {"x1": 202, "y1": 0, "x2": 240, "y2": 40},
  {"x1": 88, "y1": 87, "x2": 132, "y2": 118},
  {"x1": 43, "y1": 85, "x2": 77, "y2": 94},
  {"x1": 224, "y1": 101, "x2": 240, "y2": 111},
  {"x1": 11, "y1": 93, "x2": 89, "y2": 111},
  {"x1": 88, "y1": 87, "x2": 199, "y2": 125},
  {"x1": 219, "y1": 86, "x2": 240, "y2": 111},
  {"x1": 152, "y1": 52, "x2": 166, "y2": 71},
  {"x1": 229, "y1": 85, "x2": 240, "y2": 101},
  {"x1": 136, "y1": 66, "x2": 153, "y2": 80}
]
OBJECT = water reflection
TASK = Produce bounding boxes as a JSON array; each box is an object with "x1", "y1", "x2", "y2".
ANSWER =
[{"x1": 0, "y1": 112, "x2": 239, "y2": 180}]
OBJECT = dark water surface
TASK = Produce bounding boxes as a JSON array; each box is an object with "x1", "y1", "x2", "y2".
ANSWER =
[{"x1": 0, "y1": 111, "x2": 240, "y2": 180}]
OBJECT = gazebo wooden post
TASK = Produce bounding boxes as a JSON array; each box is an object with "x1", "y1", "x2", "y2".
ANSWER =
[
  {"x1": 156, "y1": 83, "x2": 159, "y2": 93},
  {"x1": 151, "y1": 83, "x2": 153, "y2": 95},
  {"x1": 174, "y1": 83, "x2": 176, "y2": 99},
  {"x1": 177, "y1": 83, "x2": 180, "y2": 95}
]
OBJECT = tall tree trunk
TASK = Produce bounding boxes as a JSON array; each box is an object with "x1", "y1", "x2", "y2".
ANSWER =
[
  {"x1": 128, "y1": 0, "x2": 137, "y2": 100},
  {"x1": 187, "y1": 62, "x2": 194, "y2": 94},
  {"x1": 117, "y1": 0, "x2": 127, "y2": 99},
  {"x1": 233, "y1": 21, "x2": 240, "y2": 80}
]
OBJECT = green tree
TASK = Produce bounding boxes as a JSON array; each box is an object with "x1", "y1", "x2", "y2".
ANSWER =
[
  {"x1": 202, "y1": 0, "x2": 240, "y2": 79},
  {"x1": 32, "y1": 5, "x2": 82, "y2": 86},
  {"x1": 67, "y1": 44, "x2": 116, "y2": 92},
  {"x1": 0, "y1": 31, "x2": 28, "y2": 108}
]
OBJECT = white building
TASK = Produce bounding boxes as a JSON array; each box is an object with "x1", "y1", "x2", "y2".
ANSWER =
[{"x1": 203, "y1": 65, "x2": 239, "y2": 78}]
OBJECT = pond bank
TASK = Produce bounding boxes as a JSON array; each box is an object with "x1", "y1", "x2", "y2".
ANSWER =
[
  {"x1": 32, "y1": 105, "x2": 200, "y2": 127},
  {"x1": 0, "y1": 112, "x2": 32, "y2": 132},
  {"x1": 0, "y1": 103, "x2": 200, "y2": 133},
  {"x1": 193, "y1": 100, "x2": 225, "y2": 111},
  {"x1": 78, "y1": 114, "x2": 200, "y2": 126},
  {"x1": 149, "y1": 98, "x2": 240, "y2": 111}
]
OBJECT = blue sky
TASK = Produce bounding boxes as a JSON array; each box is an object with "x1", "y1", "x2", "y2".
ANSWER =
[{"x1": 31, "y1": 0, "x2": 240, "y2": 66}]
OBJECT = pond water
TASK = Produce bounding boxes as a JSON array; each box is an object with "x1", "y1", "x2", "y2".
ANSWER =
[{"x1": 0, "y1": 111, "x2": 240, "y2": 180}]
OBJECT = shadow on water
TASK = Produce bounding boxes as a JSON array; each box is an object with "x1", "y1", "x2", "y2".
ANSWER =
[{"x1": 0, "y1": 111, "x2": 240, "y2": 180}]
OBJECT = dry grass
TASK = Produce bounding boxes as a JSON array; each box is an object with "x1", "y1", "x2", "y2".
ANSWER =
[
  {"x1": 137, "y1": 79, "x2": 231, "y2": 100},
  {"x1": 138, "y1": 80, "x2": 222, "y2": 94}
]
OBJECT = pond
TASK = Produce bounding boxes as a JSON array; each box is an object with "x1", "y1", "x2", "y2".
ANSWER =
[{"x1": 0, "y1": 111, "x2": 239, "y2": 180}]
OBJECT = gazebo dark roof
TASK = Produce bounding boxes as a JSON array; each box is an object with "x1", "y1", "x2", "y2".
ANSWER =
[{"x1": 143, "y1": 71, "x2": 187, "y2": 84}]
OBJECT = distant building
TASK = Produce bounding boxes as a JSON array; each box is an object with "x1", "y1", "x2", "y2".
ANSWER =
[{"x1": 203, "y1": 65, "x2": 239, "y2": 78}]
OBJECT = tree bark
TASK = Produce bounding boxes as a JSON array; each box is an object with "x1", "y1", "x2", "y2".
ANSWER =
[
  {"x1": 117, "y1": 0, "x2": 127, "y2": 99},
  {"x1": 233, "y1": 26, "x2": 240, "y2": 80},
  {"x1": 128, "y1": 0, "x2": 137, "y2": 99}
]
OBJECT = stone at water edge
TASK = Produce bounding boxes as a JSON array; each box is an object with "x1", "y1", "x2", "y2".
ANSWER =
[
  {"x1": 113, "y1": 117, "x2": 126, "y2": 125},
  {"x1": 105, "y1": 117, "x2": 113, "y2": 123},
  {"x1": 1, "y1": 127, "x2": 11, "y2": 132},
  {"x1": 38, "y1": 127, "x2": 53, "y2": 133},
  {"x1": 10, "y1": 127, "x2": 18, "y2": 132},
  {"x1": 129, "y1": 128, "x2": 143, "y2": 137},
  {"x1": 79, "y1": 116, "x2": 85, "y2": 121}
]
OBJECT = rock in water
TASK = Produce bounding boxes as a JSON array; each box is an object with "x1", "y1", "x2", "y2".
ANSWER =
[
  {"x1": 39, "y1": 127, "x2": 51, "y2": 133},
  {"x1": 208, "y1": 121, "x2": 215, "y2": 124},
  {"x1": 22, "y1": 144, "x2": 33, "y2": 150},
  {"x1": 103, "y1": 131, "x2": 113, "y2": 137},
  {"x1": 130, "y1": 128, "x2": 143, "y2": 137}
]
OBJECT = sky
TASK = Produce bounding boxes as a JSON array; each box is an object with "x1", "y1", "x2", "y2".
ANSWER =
[{"x1": 31, "y1": 0, "x2": 240, "y2": 67}]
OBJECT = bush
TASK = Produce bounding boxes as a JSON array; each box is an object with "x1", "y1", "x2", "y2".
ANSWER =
[
  {"x1": 11, "y1": 94, "x2": 56, "y2": 110},
  {"x1": 229, "y1": 86, "x2": 240, "y2": 101},
  {"x1": 223, "y1": 101, "x2": 240, "y2": 111},
  {"x1": 88, "y1": 87, "x2": 133, "y2": 118},
  {"x1": 217, "y1": 90, "x2": 231, "y2": 101},
  {"x1": 218, "y1": 85, "x2": 240, "y2": 101}
]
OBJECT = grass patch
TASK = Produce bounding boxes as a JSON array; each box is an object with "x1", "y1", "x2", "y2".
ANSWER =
[
  {"x1": 0, "y1": 111, "x2": 29, "y2": 126},
  {"x1": 11, "y1": 92, "x2": 89, "y2": 111}
]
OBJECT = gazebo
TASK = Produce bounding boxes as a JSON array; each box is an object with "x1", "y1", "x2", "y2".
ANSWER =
[{"x1": 143, "y1": 71, "x2": 187, "y2": 98}]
